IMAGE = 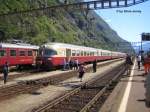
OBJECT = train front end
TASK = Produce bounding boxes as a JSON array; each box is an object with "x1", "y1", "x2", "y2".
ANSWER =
[{"x1": 36, "y1": 44, "x2": 62, "y2": 70}]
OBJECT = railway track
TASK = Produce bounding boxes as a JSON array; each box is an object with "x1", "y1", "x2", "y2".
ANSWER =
[
  {"x1": 0, "y1": 69, "x2": 41, "y2": 81},
  {"x1": 33, "y1": 63, "x2": 126, "y2": 112},
  {"x1": 0, "y1": 59, "x2": 124, "y2": 102},
  {"x1": 0, "y1": 58, "x2": 122, "y2": 81}
]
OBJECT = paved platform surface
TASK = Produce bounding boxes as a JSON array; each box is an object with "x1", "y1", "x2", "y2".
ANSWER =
[
  {"x1": 100, "y1": 60, "x2": 150, "y2": 112},
  {"x1": 0, "y1": 60, "x2": 124, "y2": 112},
  {"x1": 121, "y1": 62, "x2": 150, "y2": 112}
]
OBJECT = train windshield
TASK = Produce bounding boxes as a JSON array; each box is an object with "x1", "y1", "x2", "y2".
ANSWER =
[{"x1": 43, "y1": 49, "x2": 57, "y2": 56}]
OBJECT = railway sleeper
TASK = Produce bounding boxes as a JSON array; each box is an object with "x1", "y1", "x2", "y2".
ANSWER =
[
  {"x1": 83, "y1": 85, "x2": 104, "y2": 90},
  {"x1": 48, "y1": 108, "x2": 76, "y2": 112},
  {"x1": 87, "y1": 87, "x2": 116, "y2": 112},
  {"x1": 60, "y1": 101, "x2": 87, "y2": 107},
  {"x1": 64, "y1": 98, "x2": 90, "y2": 105},
  {"x1": 70, "y1": 96, "x2": 94, "y2": 102},
  {"x1": 55, "y1": 103, "x2": 83, "y2": 109},
  {"x1": 51, "y1": 106, "x2": 80, "y2": 112},
  {"x1": 72, "y1": 93, "x2": 96, "y2": 99}
]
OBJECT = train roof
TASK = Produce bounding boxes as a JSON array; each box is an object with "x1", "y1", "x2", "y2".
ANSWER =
[
  {"x1": 42, "y1": 42, "x2": 126, "y2": 54},
  {"x1": 43, "y1": 42, "x2": 102, "y2": 51},
  {"x1": 0, "y1": 43, "x2": 39, "y2": 49}
]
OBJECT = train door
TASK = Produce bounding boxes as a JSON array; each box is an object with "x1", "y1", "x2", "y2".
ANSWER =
[
  {"x1": 9, "y1": 48, "x2": 17, "y2": 66},
  {"x1": 66, "y1": 49, "x2": 71, "y2": 62},
  {"x1": 0, "y1": 48, "x2": 7, "y2": 67},
  {"x1": 32, "y1": 49, "x2": 38, "y2": 65}
]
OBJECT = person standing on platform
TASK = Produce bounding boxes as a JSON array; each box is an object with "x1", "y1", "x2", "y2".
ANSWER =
[
  {"x1": 93, "y1": 59, "x2": 97, "y2": 73},
  {"x1": 75, "y1": 59, "x2": 79, "y2": 70},
  {"x1": 2, "y1": 61, "x2": 9, "y2": 84},
  {"x1": 69, "y1": 59, "x2": 73, "y2": 70},
  {"x1": 143, "y1": 54, "x2": 150, "y2": 75},
  {"x1": 144, "y1": 72, "x2": 150, "y2": 107},
  {"x1": 63, "y1": 58, "x2": 67, "y2": 70},
  {"x1": 78, "y1": 64, "x2": 85, "y2": 82},
  {"x1": 137, "y1": 55, "x2": 141, "y2": 70}
]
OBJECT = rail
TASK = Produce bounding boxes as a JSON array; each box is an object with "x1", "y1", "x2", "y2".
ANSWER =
[{"x1": 33, "y1": 62, "x2": 126, "y2": 112}]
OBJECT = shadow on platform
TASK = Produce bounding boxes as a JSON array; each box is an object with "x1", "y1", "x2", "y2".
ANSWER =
[
  {"x1": 121, "y1": 79, "x2": 145, "y2": 83},
  {"x1": 137, "y1": 98, "x2": 150, "y2": 108},
  {"x1": 30, "y1": 91, "x2": 42, "y2": 95},
  {"x1": 122, "y1": 74, "x2": 145, "y2": 78}
]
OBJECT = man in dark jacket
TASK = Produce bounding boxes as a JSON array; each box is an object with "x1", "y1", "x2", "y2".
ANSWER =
[
  {"x1": 125, "y1": 54, "x2": 133, "y2": 65},
  {"x1": 3, "y1": 61, "x2": 9, "y2": 84},
  {"x1": 125, "y1": 54, "x2": 133, "y2": 75},
  {"x1": 93, "y1": 59, "x2": 97, "y2": 73}
]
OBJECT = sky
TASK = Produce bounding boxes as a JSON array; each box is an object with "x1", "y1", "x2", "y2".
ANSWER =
[{"x1": 94, "y1": 0, "x2": 150, "y2": 43}]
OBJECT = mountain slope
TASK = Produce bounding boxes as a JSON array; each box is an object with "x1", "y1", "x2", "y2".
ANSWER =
[{"x1": 0, "y1": 0, "x2": 133, "y2": 52}]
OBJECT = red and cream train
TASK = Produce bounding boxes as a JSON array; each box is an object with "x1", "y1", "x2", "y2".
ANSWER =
[
  {"x1": 0, "y1": 42, "x2": 126, "y2": 70},
  {"x1": 36, "y1": 43, "x2": 126, "y2": 69}
]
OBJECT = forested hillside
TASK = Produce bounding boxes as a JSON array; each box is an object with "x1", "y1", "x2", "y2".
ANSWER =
[{"x1": 0, "y1": 0, "x2": 132, "y2": 52}]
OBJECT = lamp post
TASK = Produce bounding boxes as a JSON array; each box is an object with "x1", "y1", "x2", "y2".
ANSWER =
[{"x1": 141, "y1": 35, "x2": 142, "y2": 55}]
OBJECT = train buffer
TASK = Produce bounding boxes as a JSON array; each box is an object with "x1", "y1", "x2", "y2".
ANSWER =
[{"x1": 100, "y1": 60, "x2": 150, "y2": 112}]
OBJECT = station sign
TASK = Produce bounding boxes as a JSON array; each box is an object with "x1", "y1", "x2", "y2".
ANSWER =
[{"x1": 142, "y1": 33, "x2": 150, "y2": 41}]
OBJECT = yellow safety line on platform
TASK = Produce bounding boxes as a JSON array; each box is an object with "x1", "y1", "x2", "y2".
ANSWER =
[{"x1": 118, "y1": 60, "x2": 136, "y2": 112}]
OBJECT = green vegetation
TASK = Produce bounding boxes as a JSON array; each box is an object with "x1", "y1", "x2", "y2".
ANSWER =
[{"x1": 0, "y1": 0, "x2": 133, "y2": 52}]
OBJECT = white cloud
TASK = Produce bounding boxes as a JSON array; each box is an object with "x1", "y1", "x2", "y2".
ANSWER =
[{"x1": 105, "y1": 19, "x2": 111, "y2": 23}]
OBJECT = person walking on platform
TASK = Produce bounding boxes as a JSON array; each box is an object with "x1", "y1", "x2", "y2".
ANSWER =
[
  {"x1": 2, "y1": 61, "x2": 9, "y2": 84},
  {"x1": 125, "y1": 54, "x2": 133, "y2": 75},
  {"x1": 78, "y1": 64, "x2": 85, "y2": 82},
  {"x1": 93, "y1": 59, "x2": 97, "y2": 73},
  {"x1": 137, "y1": 55, "x2": 141, "y2": 70},
  {"x1": 143, "y1": 54, "x2": 150, "y2": 75}
]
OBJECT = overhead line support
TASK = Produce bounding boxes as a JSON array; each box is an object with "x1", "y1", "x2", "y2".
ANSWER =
[{"x1": 0, "y1": 0, "x2": 149, "y2": 17}]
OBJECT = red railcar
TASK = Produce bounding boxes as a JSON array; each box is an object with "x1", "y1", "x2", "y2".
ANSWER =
[{"x1": 0, "y1": 43, "x2": 39, "y2": 69}]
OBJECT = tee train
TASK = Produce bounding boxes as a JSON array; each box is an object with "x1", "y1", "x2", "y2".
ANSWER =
[
  {"x1": 36, "y1": 43, "x2": 125, "y2": 69},
  {"x1": 0, "y1": 42, "x2": 126, "y2": 70}
]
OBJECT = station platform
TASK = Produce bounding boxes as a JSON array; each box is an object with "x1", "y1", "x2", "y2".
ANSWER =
[
  {"x1": 0, "y1": 60, "x2": 124, "y2": 112},
  {"x1": 100, "y1": 60, "x2": 150, "y2": 112},
  {"x1": 0, "y1": 59, "x2": 121, "y2": 87}
]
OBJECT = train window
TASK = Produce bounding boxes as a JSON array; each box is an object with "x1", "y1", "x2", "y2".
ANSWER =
[
  {"x1": 90, "y1": 52, "x2": 92, "y2": 56},
  {"x1": 0, "y1": 50, "x2": 6, "y2": 57},
  {"x1": 28, "y1": 51, "x2": 33, "y2": 56},
  {"x1": 72, "y1": 50, "x2": 76, "y2": 56},
  {"x1": 102, "y1": 52, "x2": 104, "y2": 56},
  {"x1": 76, "y1": 50, "x2": 80, "y2": 56},
  {"x1": 19, "y1": 51, "x2": 25, "y2": 56},
  {"x1": 97, "y1": 52, "x2": 99, "y2": 56},
  {"x1": 44, "y1": 49, "x2": 57, "y2": 56},
  {"x1": 87, "y1": 52, "x2": 89, "y2": 56},
  {"x1": 81, "y1": 51, "x2": 84, "y2": 56},
  {"x1": 84, "y1": 51, "x2": 86, "y2": 56},
  {"x1": 10, "y1": 50, "x2": 16, "y2": 56}
]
